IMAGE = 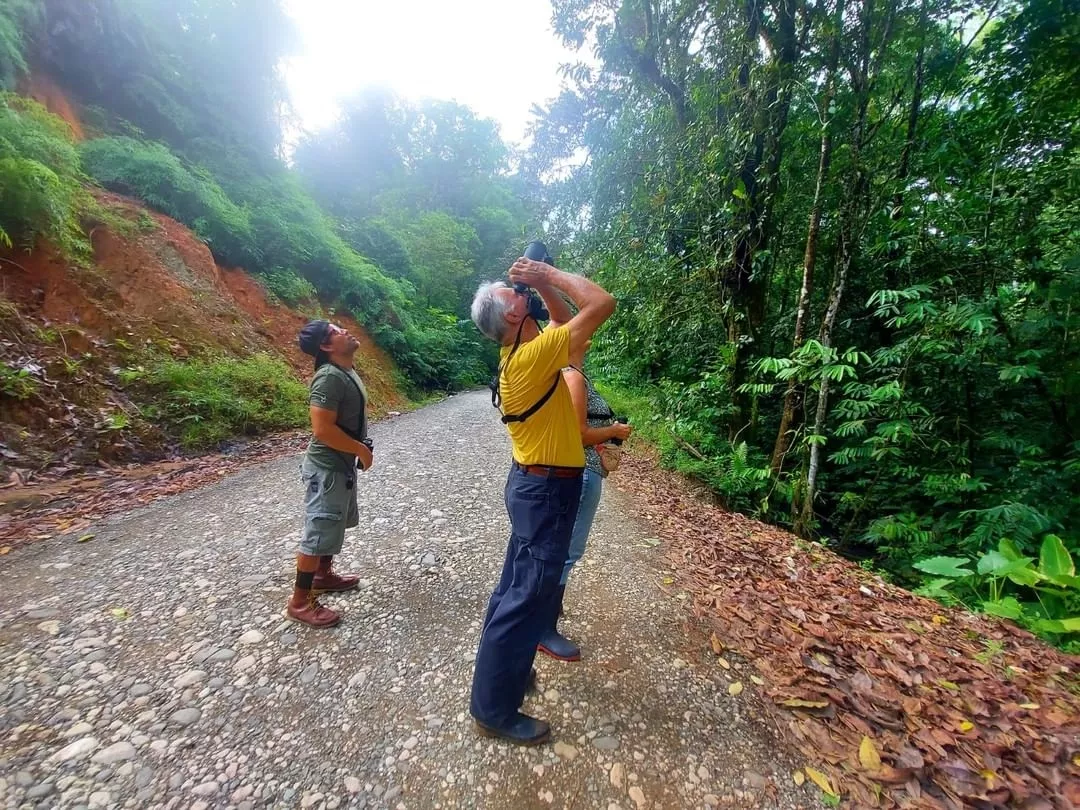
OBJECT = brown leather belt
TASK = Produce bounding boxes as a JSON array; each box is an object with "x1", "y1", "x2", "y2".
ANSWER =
[{"x1": 517, "y1": 463, "x2": 584, "y2": 479}]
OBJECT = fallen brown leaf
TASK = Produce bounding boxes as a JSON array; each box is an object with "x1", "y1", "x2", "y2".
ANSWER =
[
  {"x1": 616, "y1": 451, "x2": 1080, "y2": 810},
  {"x1": 859, "y1": 736, "x2": 882, "y2": 771}
]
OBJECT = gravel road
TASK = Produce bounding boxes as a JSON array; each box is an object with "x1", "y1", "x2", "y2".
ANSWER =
[{"x1": 0, "y1": 390, "x2": 809, "y2": 810}]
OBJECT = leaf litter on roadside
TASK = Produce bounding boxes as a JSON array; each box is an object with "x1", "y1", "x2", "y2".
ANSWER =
[
  {"x1": 614, "y1": 452, "x2": 1080, "y2": 809},
  {"x1": 0, "y1": 431, "x2": 308, "y2": 551}
]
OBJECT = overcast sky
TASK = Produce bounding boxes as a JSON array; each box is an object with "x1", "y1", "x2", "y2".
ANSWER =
[{"x1": 281, "y1": 0, "x2": 583, "y2": 146}]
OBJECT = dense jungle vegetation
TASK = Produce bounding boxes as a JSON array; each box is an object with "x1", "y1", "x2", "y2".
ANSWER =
[{"x1": 2, "y1": 0, "x2": 1077, "y2": 644}]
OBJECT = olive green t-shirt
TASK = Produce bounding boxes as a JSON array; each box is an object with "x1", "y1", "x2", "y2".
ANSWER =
[{"x1": 305, "y1": 363, "x2": 368, "y2": 472}]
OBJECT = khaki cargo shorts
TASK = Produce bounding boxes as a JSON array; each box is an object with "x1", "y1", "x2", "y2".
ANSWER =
[{"x1": 299, "y1": 460, "x2": 359, "y2": 556}]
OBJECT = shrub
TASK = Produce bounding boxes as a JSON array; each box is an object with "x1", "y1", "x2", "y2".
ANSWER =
[
  {"x1": 914, "y1": 535, "x2": 1080, "y2": 650},
  {"x1": 79, "y1": 136, "x2": 259, "y2": 268},
  {"x1": 395, "y1": 310, "x2": 496, "y2": 392},
  {"x1": 339, "y1": 218, "x2": 413, "y2": 279},
  {"x1": 0, "y1": 93, "x2": 89, "y2": 255},
  {"x1": 259, "y1": 268, "x2": 318, "y2": 305},
  {"x1": 0, "y1": 361, "x2": 39, "y2": 399},
  {"x1": 0, "y1": 1, "x2": 37, "y2": 91},
  {"x1": 136, "y1": 353, "x2": 308, "y2": 449}
]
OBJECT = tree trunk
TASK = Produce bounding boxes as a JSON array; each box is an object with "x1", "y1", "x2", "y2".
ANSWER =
[
  {"x1": 797, "y1": 185, "x2": 862, "y2": 533},
  {"x1": 770, "y1": 0, "x2": 845, "y2": 474},
  {"x1": 726, "y1": 0, "x2": 766, "y2": 439},
  {"x1": 796, "y1": 0, "x2": 878, "y2": 534},
  {"x1": 895, "y1": 0, "x2": 927, "y2": 203},
  {"x1": 749, "y1": 0, "x2": 801, "y2": 330},
  {"x1": 728, "y1": 0, "x2": 804, "y2": 439},
  {"x1": 880, "y1": 0, "x2": 928, "y2": 303}
]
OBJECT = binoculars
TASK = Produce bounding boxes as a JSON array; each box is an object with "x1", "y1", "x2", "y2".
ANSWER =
[{"x1": 515, "y1": 240, "x2": 555, "y2": 294}]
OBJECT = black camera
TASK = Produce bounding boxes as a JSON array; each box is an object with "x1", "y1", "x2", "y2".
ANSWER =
[
  {"x1": 610, "y1": 417, "x2": 629, "y2": 446},
  {"x1": 356, "y1": 436, "x2": 374, "y2": 470},
  {"x1": 513, "y1": 240, "x2": 554, "y2": 321},
  {"x1": 515, "y1": 240, "x2": 555, "y2": 294}
]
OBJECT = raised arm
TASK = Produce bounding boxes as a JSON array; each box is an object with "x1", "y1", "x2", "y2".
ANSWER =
[
  {"x1": 509, "y1": 258, "x2": 615, "y2": 356},
  {"x1": 535, "y1": 283, "x2": 574, "y2": 327}
]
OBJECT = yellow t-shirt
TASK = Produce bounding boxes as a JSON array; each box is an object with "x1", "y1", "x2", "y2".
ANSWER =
[{"x1": 499, "y1": 325, "x2": 585, "y2": 468}]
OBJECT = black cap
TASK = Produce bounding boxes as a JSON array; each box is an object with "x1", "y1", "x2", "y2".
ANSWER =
[{"x1": 298, "y1": 319, "x2": 330, "y2": 360}]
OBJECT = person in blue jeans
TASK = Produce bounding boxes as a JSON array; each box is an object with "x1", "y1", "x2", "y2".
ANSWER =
[{"x1": 537, "y1": 341, "x2": 632, "y2": 662}]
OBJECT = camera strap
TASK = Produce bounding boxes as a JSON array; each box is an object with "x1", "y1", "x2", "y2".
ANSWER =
[
  {"x1": 490, "y1": 318, "x2": 561, "y2": 424},
  {"x1": 500, "y1": 375, "x2": 560, "y2": 424}
]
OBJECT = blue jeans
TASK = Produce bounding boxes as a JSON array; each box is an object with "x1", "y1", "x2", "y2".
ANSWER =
[
  {"x1": 561, "y1": 468, "x2": 602, "y2": 585},
  {"x1": 470, "y1": 463, "x2": 582, "y2": 725}
]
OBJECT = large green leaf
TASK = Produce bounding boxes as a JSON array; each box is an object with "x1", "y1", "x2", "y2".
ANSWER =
[
  {"x1": 977, "y1": 551, "x2": 1036, "y2": 578},
  {"x1": 1030, "y1": 617, "x2": 1080, "y2": 635},
  {"x1": 914, "y1": 578, "x2": 957, "y2": 599},
  {"x1": 914, "y1": 556, "x2": 974, "y2": 578},
  {"x1": 1038, "y1": 534, "x2": 1075, "y2": 581},
  {"x1": 997, "y1": 538, "x2": 1024, "y2": 561},
  {"x1": 981, "y1": 597, "x2": 1023, "y2": 620},
  {"x1": 1007, "y1": 567, "x2": 1045, "y2": 587}
]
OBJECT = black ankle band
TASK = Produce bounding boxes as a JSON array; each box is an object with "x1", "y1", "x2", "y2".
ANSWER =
[{"x1": 295, "y1": 570, "x2": 315, "y2": 590}]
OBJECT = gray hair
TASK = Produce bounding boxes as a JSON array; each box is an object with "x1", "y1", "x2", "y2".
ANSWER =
[{"x1": 471, "y1": 280, "x2": 512, "y2": 342}]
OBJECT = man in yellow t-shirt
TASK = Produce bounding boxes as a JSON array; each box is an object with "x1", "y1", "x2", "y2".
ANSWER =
[{"x1": 467, "y1": 248, "x2": 616, "y2": 745}]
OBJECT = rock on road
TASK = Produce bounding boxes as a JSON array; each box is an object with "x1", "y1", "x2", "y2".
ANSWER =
[{"x1": 0, "y1": 391, "x2": 807, "y2": 810}]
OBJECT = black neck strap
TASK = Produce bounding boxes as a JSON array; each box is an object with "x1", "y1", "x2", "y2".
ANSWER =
[{"x1": 490, "y1": 317, "x2": 559, "y2": 424}]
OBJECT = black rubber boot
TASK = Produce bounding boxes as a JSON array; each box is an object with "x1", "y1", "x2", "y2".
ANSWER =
[{"x1": 536, "y1": 585, "x2": 581, "y2": 662}]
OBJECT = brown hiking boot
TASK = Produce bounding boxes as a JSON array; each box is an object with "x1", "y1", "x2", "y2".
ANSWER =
[
  {"x1": 311, "y1": 570, "x2": 361, "y2": 593},
  {"x1": 286, "y1": 598, "x2": 341, "y2": 628}
]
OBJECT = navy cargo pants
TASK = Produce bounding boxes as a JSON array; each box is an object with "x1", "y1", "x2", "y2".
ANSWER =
[{"x1": 470, "y1": 462, "x2": 583, "y2": 726}]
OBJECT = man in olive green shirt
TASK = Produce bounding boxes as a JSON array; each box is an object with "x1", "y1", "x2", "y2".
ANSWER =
[{"x1": 287, "y1": 320, "x2": 375, "y2": 628}]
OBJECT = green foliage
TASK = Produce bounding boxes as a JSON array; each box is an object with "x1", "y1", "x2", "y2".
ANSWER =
[
  {"x1": 259, "y1": 269, "x2": 317, "y2": 306},
  {"x1": 339, "y1": 219, "x2": 413, "y2": 279},
  {"x1": 135, "y1": 353, "x2": 308, "y2": 449},
  {"x1": 0, "y1": 93, "x2": 89, "y2": 255},
  {"x1": 24, "y1": 0, "x2": 296, "y2": 156},
  {"x1": 232, "y1": 170, "x2": 409, "y2": 328},
  {"x1": 0, "y1": 361, "x2": 39, "y2": 399},
  {"x1": 5, "y1": 2, "x2": 531, "y2": 396},
  {"x1": 76, "y1": 134, "x2": 493, "y2": 391},
  {"x1": 594, "y1": 379, "x2": 775, "y2": 513},
  {"x1": 914, "y1": 536, "x2": 1080, "y2": 645},
  {"x1": 79, "y1": 136, "x2": 259, "y2": 268},
  {"x1": 914, "y1": 557, "x2": 976, "y2": 579},
  {"x1": 396, "y1": 310, "x2": 497, "y2": 392},
  {"x1": 294, "y1": 89, "x2": 537, "y2": 302},
  {"x1": 102, "y1": 409, "x2": 131, "y2": 431},
  {"x1": 380, "y1": 209, "x2": 482, "y2": 311},
  {"x1": 529, "y1": 0, "x2": 1080, "y2": 646},
  {"x1": 0, "y1": 0, "x2": 37, "y2": 90}
]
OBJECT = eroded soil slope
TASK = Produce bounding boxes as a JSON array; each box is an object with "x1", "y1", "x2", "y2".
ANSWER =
[{"x1": 0, "y1": 191, "x2": 406, "y2": 484}]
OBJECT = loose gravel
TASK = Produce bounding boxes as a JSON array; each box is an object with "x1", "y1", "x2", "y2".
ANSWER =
[{"x1": 0, "y1": 390, "x2": 811, "y2": 809}]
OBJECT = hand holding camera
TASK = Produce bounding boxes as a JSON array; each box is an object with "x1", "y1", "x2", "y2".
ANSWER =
[
  {"x1": 608, "y1": 418, "x2": 632, "y2": 445},
  {"x1": 357, "y1": 437, "x2": 374, "y2": 471},
  {"x1": 509, "y1": 258, "x2": 552, "y2": 292},
  {"x1": 509, "y1": 239, "x2": 556, "y2": 291}
]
